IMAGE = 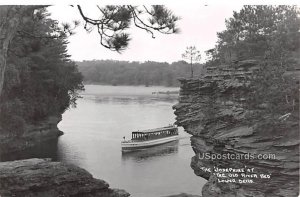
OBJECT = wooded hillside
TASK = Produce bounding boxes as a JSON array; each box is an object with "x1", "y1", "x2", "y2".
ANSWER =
[{"x1": 78, "y1": 60, "x2": 204, "y2": 87}]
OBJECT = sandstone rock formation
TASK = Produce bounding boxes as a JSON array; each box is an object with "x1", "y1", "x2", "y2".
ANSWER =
[
  {"x1": 173, "y1": 60, "x2": 299, "y2": 197},
  {"x1": 0, "y1": 158, "x2": 130, "y2": 197}
]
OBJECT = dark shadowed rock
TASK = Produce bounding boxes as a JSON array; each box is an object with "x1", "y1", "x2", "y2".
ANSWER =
[
  {"x1": 0, "y1": 158, "x2": 130, "y2": 197},
  {"x1": 0, "y1": 116, "x2": 63, "y2": 157}
]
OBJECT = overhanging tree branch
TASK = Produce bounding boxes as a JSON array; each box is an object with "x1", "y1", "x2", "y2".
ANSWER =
[{"x1": 76, "y1": 5, "x2": 180, "y2": 52}]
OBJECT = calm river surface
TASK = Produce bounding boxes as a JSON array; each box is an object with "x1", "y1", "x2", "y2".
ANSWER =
[
  {"x1": 12, "y1": 85, "x2": 206, "y2": 197},
  {"x1": 57, "y1": 85, "x2": 205, "y2": 196}
]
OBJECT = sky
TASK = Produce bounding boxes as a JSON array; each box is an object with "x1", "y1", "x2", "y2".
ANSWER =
[{"x1": 47, "y1": 4, "x2": 244, "y2": 63}]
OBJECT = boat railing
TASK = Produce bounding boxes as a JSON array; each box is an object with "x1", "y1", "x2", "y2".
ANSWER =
[
  {"x1": 122, "y1": 132, "x2": 178, "y2": 143},
  {"x1": 122, "y1": 140, "x2": 133, "y2": 143},
  {"x1": 132, "y1": 126, "x2": 175, "y2": 133}
]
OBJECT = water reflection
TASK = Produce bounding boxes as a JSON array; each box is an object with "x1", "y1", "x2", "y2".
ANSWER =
[
  {"x1": 56, "y1": 136, "x2": 86, "y2": 167},
  {"x1": 121, "y1": 140, "x2": 179, "y2": 162},
  {"x1": 0, "y1": 139, "x2": 59, "y2": 162}
]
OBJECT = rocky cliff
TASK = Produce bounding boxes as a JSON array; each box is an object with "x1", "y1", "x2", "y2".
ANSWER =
[
  {"x1": 173, "y1": 60, "x2": 299, "y2": 197},
  {"x1": 0, "y1": 158, "x2": 130, "y2": 197},
  {"x1": 0, "y1": 115, "x2": 63, "y2": 158}
]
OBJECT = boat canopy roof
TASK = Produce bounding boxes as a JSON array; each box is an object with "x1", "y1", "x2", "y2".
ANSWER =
[{"x1": 132, "y1": 125, "x2": 176, "y2": 134}]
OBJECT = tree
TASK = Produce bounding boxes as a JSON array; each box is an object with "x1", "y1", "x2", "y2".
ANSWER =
[
  {"x1": 205, "y1": 5, "x2": 300, "y2": 131},
  {"x1": 0, "y1": 9, "x2": 84, "y2": 135},
  {"x1": 0, "y1": 6, "x2": 42, "y2": 98},
  {"x1": 0, "y1": 5, "x2": 179, "y2": 99},
  {"x1": 182, "y1": 46, "x2": 201, "y2": 78},
  {"x1": 210, "y1": 5, "x2": 300, "y2": 63},
  {"x1": 76, "y1": 5, "x2": 180, "y2": 52}
]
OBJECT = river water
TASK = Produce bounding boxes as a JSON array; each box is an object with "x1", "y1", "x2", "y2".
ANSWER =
[{"x1": 8, "y1": 85, "x2": 206, "y2": 196}]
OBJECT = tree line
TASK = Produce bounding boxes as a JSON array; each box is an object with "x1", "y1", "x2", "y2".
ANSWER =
[{"x1": 77, "y1": 60, "x2": 204, "y2": 87}]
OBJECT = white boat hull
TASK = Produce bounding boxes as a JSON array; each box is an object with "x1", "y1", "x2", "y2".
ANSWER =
[{"x1": 121, "y1": 135, "x2": 179, "y2": 151}]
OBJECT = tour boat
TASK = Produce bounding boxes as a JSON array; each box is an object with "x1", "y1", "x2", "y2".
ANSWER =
[{"x1": 121, "y1": 125, "x2": 179, "y2": 152}]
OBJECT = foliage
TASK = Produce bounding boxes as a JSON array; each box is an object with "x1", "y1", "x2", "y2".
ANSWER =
[
  {"x1": 206, "y1": 5, "x2": 300, "y2": 63},
  {"x1": 0, "y1": 9, "x2": 84, "y2": 135},
  {"x1": 78, "y1": 60, "x2": 204, "y2": 87},
  {"x1": 77, "y1": 5, "x2": 180, "y2": 52},
  {"x1": 182, "y1": 46, "x2": 201, "y2": 78},
  {"x1": 205, "y1": 5, "x2": 300, "y2": 129}
]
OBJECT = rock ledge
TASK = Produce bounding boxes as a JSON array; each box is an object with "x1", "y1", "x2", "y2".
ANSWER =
[{"x1": 0, "y1": 158, "x2": 130, "y2": 197}]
